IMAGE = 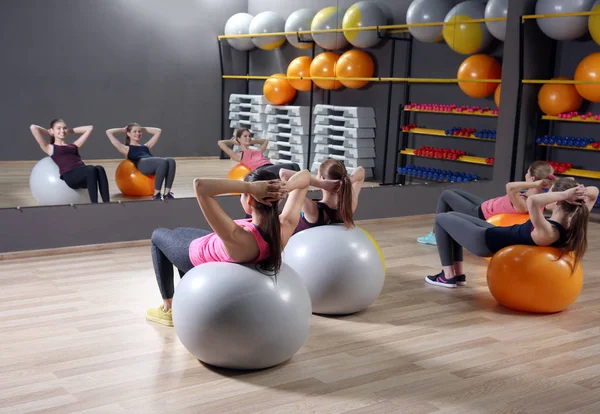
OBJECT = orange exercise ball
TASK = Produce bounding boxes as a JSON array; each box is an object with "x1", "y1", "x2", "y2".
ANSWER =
[
  {"x1": 310, "y1": 52, "x2": 342, "y2": 90},
  {"x1": 115, "y1": 160, "x2": 155, "y2": 197},
  {"x1": 574, "y1": 52, "x2": 600, "y2": 102},
  {"x1": 494, "y1": 84, "x2": 501, "y2": 108},
  {"x1": 227, "y1": 164, "x2": 251, "y2": 181},
  {"x1": 335, "y1": 49, "x2": 375, "y2": 89},
  {"x1": 457, "y1": 54, "x2": 502, "y2": 98},
  {"x1": 487, "y1": 246, "x2": 583, "y2": 313},
  {"x1": 287, "y1": 56, "x2": 313, "y2": 92},
  {"x1": 263, "y1": 73, "x2": 296, "y2": 105},
  {"x1": 538, "y1": 77, "x2": 583, "y2": 116},
  {"x1": 486, "y1": 213, "x2": 530, "y2": 227}
]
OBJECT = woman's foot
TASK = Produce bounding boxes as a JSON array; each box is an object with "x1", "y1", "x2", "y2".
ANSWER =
[
  {"x1": 417, "y1": 232, "x2": 437, "y2": 246},
  {"x1": 425, "y1": 271, "x2": 457, "y2": 288},
  {"x1": 164, "y1": 192, "x2": 175, "y2": 200},
  {"x1": 152, "y1": 193, "x2": 162, "y2": 200},
  {"x1": 455, "y1": 274, "x2": 466, "y2": 286},
  {"x1": 146, "y1": 305, "x2": 173, "y2": 326}
]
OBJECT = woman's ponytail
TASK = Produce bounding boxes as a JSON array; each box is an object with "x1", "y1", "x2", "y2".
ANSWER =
[{"x1": 337, "y1": 174, "x2": 354, "y2": 228}]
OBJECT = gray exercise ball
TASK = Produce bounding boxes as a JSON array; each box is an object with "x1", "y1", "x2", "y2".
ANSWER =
[
  {"x1": 283, "y1": 225, "x2": 386, "y2": 315},
  {"x1": 406, "y1": 0, "x2": 456, "y2": 43},
  {"x1": 285, "y1": 9, "x2": 317, "y2": 49},
  {"x1": 535, "y1": 0, "x2": 595, "y2": 41},
  {"x1": 172, "y1": 262, "x2": 312, "y2": 370},
  {"x1": 485, "y1": 0, "x2": 508, "y2": 41},
  {"x1": 224, "y1": 13, "x2": 255, "y2": 51}
]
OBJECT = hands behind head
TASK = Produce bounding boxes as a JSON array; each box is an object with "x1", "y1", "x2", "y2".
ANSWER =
[
  {"x1": 536, "y1": 179, "x2": 553, "y2": 190},
  {"x1": 251, "y1": 180, "x2": 287, "y2": 205},
  {"x1": 564, "y1": 184, "x2": 587, "y2": 205},
  {"x1": 321, "y1": 179, "x2": 341, "y2": 194}
]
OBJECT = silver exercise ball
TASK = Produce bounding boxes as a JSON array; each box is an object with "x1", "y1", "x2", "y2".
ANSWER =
[
  {"x1": 535, "y1": 0, "x2": 595, "y2": 41},
  {"x1": 29, "y1": 157, "x2": 88, "y2": 206},
  {"x1": 224, "y1": 13, "x2": 255, "y2": 51},
  {"x1": 283, "y1": 225, "x2": 386, "y2": 315},
  {"x1": 285, "y1": 9, "x2": 317, "y2": 49},
  {"x1": 312, "y1": 6, "x2": 349, "y2": 50},
  {"x1": 249, "y1": 11, "x2": 287, "y2": 50},
  {"x1": 485, "y1": 0, "x2": 508, "y2": 41},
  {"x1": 172, "y1": 262, "x2": 312, "y2": 370},
  {"x1": 443, "y1": 1, "x2": 493, "y2": 55},
  {"x1": 406, "y1": 0, "x2": 456, "y2": 43},
  {"x1": 342, "y1": 1, "x2": 387, "y2": 48}
]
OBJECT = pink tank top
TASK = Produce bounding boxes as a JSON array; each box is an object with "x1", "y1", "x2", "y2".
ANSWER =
[
  {"x1": 240, "y1": 149, "x2": 272, "y2": 171},
  {"x1": 188, "y1": 219, "x2": 271, "y2": 266},
  {"x1": 480, "y1": 194, "x2": 517, "y2": 219}
]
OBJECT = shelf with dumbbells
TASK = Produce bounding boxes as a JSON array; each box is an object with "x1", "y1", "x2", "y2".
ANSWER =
[{"x1": 395, "y1": 102, "x2": 497, "y2": 185}]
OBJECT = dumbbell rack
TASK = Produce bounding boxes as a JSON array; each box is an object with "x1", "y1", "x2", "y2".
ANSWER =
[
  {"x1": 311, "y1": 104, "x2": 376, "y2": 179},
  {"x1": 265, "y1": 105, "x2": 311, "y2": 167},
  {"x1": 228, "y1": 94, "x2": 269, "y2": 138}
]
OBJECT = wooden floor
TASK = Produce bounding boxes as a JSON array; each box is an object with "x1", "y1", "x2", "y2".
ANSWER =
[
  {"x1": 0, "y1": 158, "x2": 381, "y2": 209},
  {"x1": 1, "y1": 216, "x2": 600, "y2": 413}
]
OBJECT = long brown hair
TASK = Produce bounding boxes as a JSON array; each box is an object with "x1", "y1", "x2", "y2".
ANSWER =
[
  {"x1": 234, "y1": 128, "x2": 251, "y2": 145},
  {"x1": 529, "y1": 160, "x2": 555, "y2": 181},
  {"x1": 319, "y1": 159, "x2": 354, "y2": 228},
  {"x1": 552, "y1": 178, "x2": 589, "y2": 272},
  {"x1": 125, "y1": 122, "x2": 141, "y2": 146},
  {"x1": 244, "y1": 169, "x2": 282, "y2": 274},
  {"x1": 49, "y1": 118, "x2": 64, "y2": 145}
]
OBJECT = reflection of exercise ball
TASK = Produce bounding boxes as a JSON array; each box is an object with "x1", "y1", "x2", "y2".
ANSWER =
[
  {"x1": 224, "y1": 13, "x2": 255, "y2": 51},
  {"x1": 457, "y1": 54, "x2": 502, "y2": 98},
  {"x1": 443, "y1": 1, "x2": 493, "y2": 55},
  {"x1": 494, "y1": 84, "x2": 501, "y2": 108},
  {"x1": 263, "y1": 74, "x2": 297, "y2": 105},
  {"x1": 406, "y1": 0, "x2": 455, "y2": 43},
  {"x1": 287, "y1": 56, "x2": 313, "y2": 91},
  {"x1": 312, "y1": 6, "x2": 348, "y2": 50},
  {"x1": 535, "y1": 0, "x2": 594, "y2": 41},
  {"x1": 30, "y1": 157, "x2": 89, "y2": 205},
  {"x1": 283, "y1": 225, "x2": 385, "y2": 315},
  {"x1": 336, "y1": 49, "x2": 375, "y2": 89},
  {"x1": 227, "y1": 164, "x2": 251, "y2": 181},
  {"x1": 249, "y1": 11, "x2": 286, "y2": 50},
  {"x1": 575, "y1": 53, "x2": 600, "y2": 102},
  {"x1": 115, "y1": 160, "x2": 155, "y2": 197},
  {"x1": 538, "y1": 77, "x2": 583, "y2": 116},
  {"x1": 310, "y1": 52, "x2": 343, "y2": 90},
  {"x1": 342, "y1": 1, "x2": 386, "y2": 48},
  {"x1": 172, "y1": 263, "x2": 312, "y2": 370},
  {"x1": 285, "y1": 9, "x2": 316, "y2": 49},
  {"x1": 487, "y1": 246, "x2": 583, "y2": 313},
  {"x1": 589, "y1": 1, "x2": 600, "y2": 45},
  {"x1": 485, "y1": 0, "x2": 508, "y2": 41},
  {"x1": 486, "y1": 213, "x2": 530, "y2": 227}
]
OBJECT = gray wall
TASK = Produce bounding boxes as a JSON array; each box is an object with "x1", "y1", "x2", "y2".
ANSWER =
[{"x1": 0, "y1": 0, "x2": 247, "y2": 161}]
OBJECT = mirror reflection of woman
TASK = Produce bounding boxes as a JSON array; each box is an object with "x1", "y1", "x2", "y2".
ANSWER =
[
  {"x1": 106, "y1": 123, "x2": 176, "y2": 200},
  {"x1": 30, "y1": 119, "x2": 110, "y2": 203}
]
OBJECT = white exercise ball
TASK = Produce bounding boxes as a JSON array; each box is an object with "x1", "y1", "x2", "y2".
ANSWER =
[
  {"x1": 342, "y1": 1, "x2": 387, "y2": 48},
  {"x1": 535, "y1": 0, "x2": 594, "y2": 41},
  {"x1": 224, "y1": 13, "x2": 255, "y2": 51},
  {"x1": 312, "y1": 6, "x2": 349, "y2": 50},
  {"x1": 283, "y1": 225, "x2": 386, "y2": 315},
  {"x1": 406, "y1": 0, "x2": 456, "y2": 43},
  {"x1": 485, "y1": 0, "x2": 508, "y2": 41},
  {"x1": 249, "y1": 11, "x2": 286, "y2": 50},
  {"x1": 285, "y1": 9, "x2": 316, "y2": 49},
  {"x1": 172, "y1": 262, "x2": 312, "y2": 370},
  {"x1": 29, "y1": 157, "x2": 88, "y2": 206}
]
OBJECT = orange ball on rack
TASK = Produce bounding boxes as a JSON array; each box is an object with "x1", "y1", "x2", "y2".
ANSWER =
[
  {"x1": 574, "y1": 52, "x2": 600, "y2": 102},
  {"x1": 494, "y1": 84, "x2": 501, "y2": 108},
  {"x1": 335, "y1": 49, "x2": 375, "y2": 89},
  {"x1": 263, "y1": 73, "x2": 297, "y2": 105},
  {"x1": 287, "y1": 56, "x2": 313, "y2": 92},
  {"x1": 538, "y1": 77, "x2": 583, "y2": 116},
  {"x1": 457, "y1": 54, "x2": 501, "y2": 98},
  {"x1": 309, "y1": 52, "x2": 342, "y2": 90}
]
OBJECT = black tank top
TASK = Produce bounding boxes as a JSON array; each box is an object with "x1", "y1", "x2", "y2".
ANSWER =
[
  {"x1": 127, "y1": 145, "x2": 152, "y2": 163},
  {"x1": 485, "y1": 219, "x2": 568, "y2": 253},
  {"x1": 294, "y1": 201, "x2": 342, "y2": 234}
]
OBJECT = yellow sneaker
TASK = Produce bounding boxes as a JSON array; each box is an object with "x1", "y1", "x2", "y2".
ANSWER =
[{"x1": 146, "y1": 305, "x2": 174, "y2": 327}]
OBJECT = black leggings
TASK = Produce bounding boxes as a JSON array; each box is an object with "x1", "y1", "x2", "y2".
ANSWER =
[
  {"x1": 61, "y1": 165, "x2": 110, "y2": 203},
  {"x1": 258, "y1": 163, "x2": 301, "y2": 175},
  {"x1": 435, "y1": 212, "x2": 494, "y2": 266},
  {"x1": 436, "y1": 189, "x2": 485, "y2": 217},
  {"x1": 137, "y1": 157, "x2": 176, "y2": 192},
  {"x1": 151, "y1": 227, "x2": 211, "y2": 299}
]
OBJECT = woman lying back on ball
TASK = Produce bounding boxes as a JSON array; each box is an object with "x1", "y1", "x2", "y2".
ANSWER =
[
  {"x1": 280, "y1": 160, "x2": 365, "y2": 234},
  {"x1": 426, "y1": 178, "x2": 597, "y2": 288},
  {"x1": 146, "y1": 168, "x2": 311, "y2": 326}
]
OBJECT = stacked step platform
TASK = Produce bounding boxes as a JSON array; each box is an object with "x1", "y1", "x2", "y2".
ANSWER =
[
  {"x1": 265, "y1": 105, "x2": 311, "y2": 167},
  {"x1": 228, "y1": 94, "x2": 269, "y2": 138}
]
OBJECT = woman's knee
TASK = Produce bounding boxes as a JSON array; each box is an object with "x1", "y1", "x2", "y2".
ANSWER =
[
  {"x1": 151, "y1": 228, "x2": 169, "y2": 244},
  {"x1": 166, "y1": 158, "x2": 175, "y2": 166},
  {"x1": 94, "y1": 165, "x2": 106, "y2": 174}
]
